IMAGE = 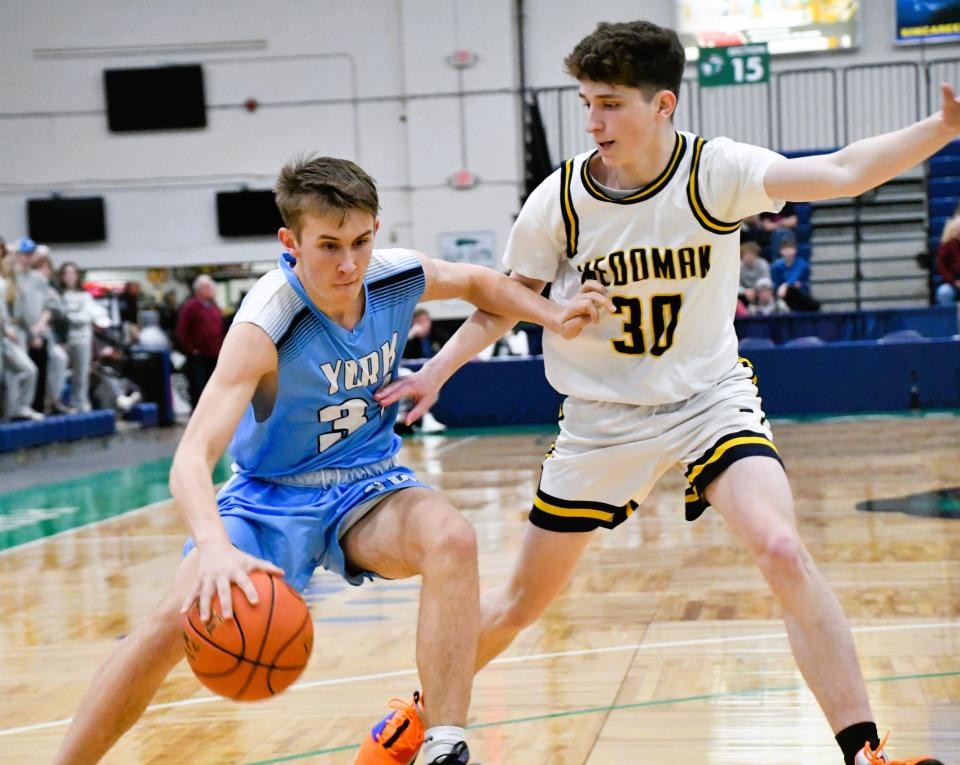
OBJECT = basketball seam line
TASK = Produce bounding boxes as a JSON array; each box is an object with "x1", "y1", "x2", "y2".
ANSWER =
[
  {"x1": 234, "y1": 575, "x2": 277, "y2": 699},
  {"x1": 265, "y1": 608, "x2": 312, "y2": 695}
]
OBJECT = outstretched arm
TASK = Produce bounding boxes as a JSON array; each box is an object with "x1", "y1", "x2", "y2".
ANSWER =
[
  {"x1": 417, "y1": 254, "x2": 609, "y2": 335},
  {"x1": 377, "y1": 267, "x2": 610, "y2": 424},
  {"x1": 765, "y1": 83, "x2": 960, "y2": 202}
]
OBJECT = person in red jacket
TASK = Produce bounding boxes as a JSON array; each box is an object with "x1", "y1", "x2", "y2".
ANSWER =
[
  {"x1": 175, "y1": 274, "x2": 224, "y2": 409},
  {"x1": 935, "y1": 215, "x2": 960, "y2": 304}
]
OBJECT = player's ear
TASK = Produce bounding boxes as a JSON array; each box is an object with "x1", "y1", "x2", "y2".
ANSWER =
[
  {"x1": 373, "y1": 217, "x2": 381, "y2": 236},
  {"x1": 278, "y1": 227, "x2": 298, "y2": 253},
  {"x1": 655, "y1": 89, "x2": 677, "y2": 120}
]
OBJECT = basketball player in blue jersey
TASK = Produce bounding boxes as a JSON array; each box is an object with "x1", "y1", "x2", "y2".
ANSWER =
[
  {"x1": 53, "y1": 156, "x2": 610, "y2": 765},
  {"x1": 369, "y1": 21, "x2": 957, "y2": 765}
]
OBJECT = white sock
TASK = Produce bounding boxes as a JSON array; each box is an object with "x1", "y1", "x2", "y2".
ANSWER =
[{"x1": 422, "y1": 725, "x2": 466, "y2": 763}]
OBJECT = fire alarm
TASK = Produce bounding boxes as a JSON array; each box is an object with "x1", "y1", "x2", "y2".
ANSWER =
[
  {"x1": 446, "y1": 49, "x2": 478, "y2": 68},
  {"x1": 448, "y1": 170, "x2": 478, "y2": 190}
]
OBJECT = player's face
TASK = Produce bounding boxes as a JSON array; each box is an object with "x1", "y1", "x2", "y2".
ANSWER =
[
  {"x1": 280, "y1": 209, "x2": 378, "y2": 304},
  {"x1": 580, "y1": 80, "x2": 677, "y2": 167},
  {"x1": 579, "y1": 80, "x2": 664, "y2": 166}
]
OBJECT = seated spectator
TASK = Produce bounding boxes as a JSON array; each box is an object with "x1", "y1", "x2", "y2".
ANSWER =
[
  {"x1": 770, "y1": 234, "x2": 820, "y2": 312},
  {"x1": 402, "y1": 307, "x2": 441, "y2": 359},
  {"x1": 935, "y1": 211, "x2": 960, "y2": 305},
  {"x1": 749, "y1": 277, "x2": 790, "y2": 316},
  {"x1": 741, "y1": 201, "x2": 797, "y2": 254},
  {"x1": 739, "y1": 241, "x2": 770, "y2": 306}
]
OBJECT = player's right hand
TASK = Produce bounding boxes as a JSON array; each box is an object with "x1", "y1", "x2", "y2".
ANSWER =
[
  {"x1": 181, "y1": 539, "x2": 285, "y2": 623},
  {"x1": 374, "y1": 364, "x2": 443, "y2": 426}
]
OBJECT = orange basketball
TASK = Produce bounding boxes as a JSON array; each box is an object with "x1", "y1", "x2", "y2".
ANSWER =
[{"x1": 181, "y1": 571, "x2": 314, "y2": 701}]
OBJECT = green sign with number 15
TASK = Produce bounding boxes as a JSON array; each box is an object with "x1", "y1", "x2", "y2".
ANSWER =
[{"x1": 697, "y1": 43, "x2": 769, "y2": 87}]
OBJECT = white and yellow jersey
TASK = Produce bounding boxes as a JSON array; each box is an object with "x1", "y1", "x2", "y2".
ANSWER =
[{"x1": 504, "y1": 131, "x2": 784, "y2": 405}]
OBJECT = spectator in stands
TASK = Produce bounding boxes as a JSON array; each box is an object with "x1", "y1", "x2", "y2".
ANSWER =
[
  {"x1": 770, "y1": 233, "x2": 820, "y2": 312},
  {"x1": 118, "y1": 280, "x2": 141, "y2": 343},
  {"x1": 739, "y1": 241, "x2": 770, "y2": 307},
  {"x1": 741, "y1": 201, "x2": 798, "y2": 256},
  {"x1": 0, "y1": 246, "x2": 41, "y2": 421},
  {"x1": 175, "y1": 274, "x2": 224, "y2": 409},
  {"x1": 935, "y1": 209, "x2": 960, "y2": 304},
  {"x1": 749, "y1": 277, "x2": 789, "y2": 316},
  {"x1": 17, "y1": 245, "x2": 71, "y2": 413},
  {"x1": 402, "y1": 307, "x2": 441, "y2": 359},
  {"x1": 58, "y1": 262, "x2": 109, "y2": 412},
  {"x1": 158, "y1": 288, "x2": 180, "y2": 339}
]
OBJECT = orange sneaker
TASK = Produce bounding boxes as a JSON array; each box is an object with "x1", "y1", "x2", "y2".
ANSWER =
[
  {"x1": 354, "y1": 692, "x2": 425, "y2": 765},
  {"x1": 856, "y1": 732, "x2": 944, "y2": 765}
]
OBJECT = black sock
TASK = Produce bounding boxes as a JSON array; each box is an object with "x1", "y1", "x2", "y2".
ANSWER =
[{"x1": 836, "y1": 722, "x2": 880, "y2": 765}]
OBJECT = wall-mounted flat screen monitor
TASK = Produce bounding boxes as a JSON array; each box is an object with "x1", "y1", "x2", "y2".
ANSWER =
[
  {"x1": 677, "y1": 0, "x2": 859, "y2": 60},
  {"x1": 896, "y1": 0, "x2": 960, "y2": 44},
  {"x1": 104, "y1": 64, "x2": 206, "y2": 132},
  {"x1": 27, "y1": 197, "x2": 106, "y2": 243},
  {"x1": 216, "y1": 190, "x2": 285, "y2": 237}
]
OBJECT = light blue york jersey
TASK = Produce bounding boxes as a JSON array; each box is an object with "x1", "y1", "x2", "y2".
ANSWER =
[{"x1": 229, "y1": 249, "x2": 425, "y2": 479}]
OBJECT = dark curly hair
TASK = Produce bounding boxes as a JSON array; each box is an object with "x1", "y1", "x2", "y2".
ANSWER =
[{"x1": 564, "y1": 21, "x2": 685, "y2": 102}]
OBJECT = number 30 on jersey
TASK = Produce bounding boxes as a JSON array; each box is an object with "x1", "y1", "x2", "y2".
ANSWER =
[{"x1": 610, "y1": 293, "x2": 682, "y2": 357}]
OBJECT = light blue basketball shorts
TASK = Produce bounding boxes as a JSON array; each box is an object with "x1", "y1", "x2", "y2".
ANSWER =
[{"x1": 182, "y1": 462, "x2": 430, "y2": 591}]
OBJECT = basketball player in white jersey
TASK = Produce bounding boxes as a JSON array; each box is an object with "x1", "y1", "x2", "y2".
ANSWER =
[{"x1": 371, "y1": 20, "x2": 955, "y2": 765}]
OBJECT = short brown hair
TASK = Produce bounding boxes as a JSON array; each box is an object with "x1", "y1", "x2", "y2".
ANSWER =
[
  {"x1": 740, "y1": 241, "x2": 761, "y2": 257},
  {"x1": 274, "y1": 155, "x2": 379, "y2": 236},
  {"x1": 564, "y1": 21, "x2": 685, "y2": 101}
]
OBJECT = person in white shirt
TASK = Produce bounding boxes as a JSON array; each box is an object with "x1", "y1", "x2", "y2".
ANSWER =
[{"x1": 58, "y1": 262, "x2": 109, "y2": 411}]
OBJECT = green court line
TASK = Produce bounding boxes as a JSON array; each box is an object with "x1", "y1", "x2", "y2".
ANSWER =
[
  {"x1": 244, "y1": 669, "x2": 960, "y2": 764},
  {"x1": 0, "y1": 455, "x2": 234, "y2": 551}
]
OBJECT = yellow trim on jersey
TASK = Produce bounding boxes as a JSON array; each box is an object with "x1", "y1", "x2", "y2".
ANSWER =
[
  {"x1": 533, "y1": 495, "x2": 614, "y2": 522},
  {"x1": 581, "y1": 132, "x2": 686, "y2": 204},
  {"x1": 560, "y1": 158, "x2": 579, "y2": 258},
  {"x1": 687, "y1": 136, "x2": 742, "y2": 234},
  {"x1": 687, "y1": 436, "x2": 780, "y2": 485}
]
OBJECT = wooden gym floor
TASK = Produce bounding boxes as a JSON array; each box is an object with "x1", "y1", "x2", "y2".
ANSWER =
[{"x1": 0, "y1": 415, "x2": 958, "y2": 764}]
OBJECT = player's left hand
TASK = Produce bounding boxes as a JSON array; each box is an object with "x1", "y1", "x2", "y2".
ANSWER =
[
  {"x1": 553, "y1": 280, "x2": 614, "y2": 339},
  {"x1": 941, "y1": 83, "x2": 960, "y2": 132},
  {"x1": 375, "y1": 364, "x2": 443, "y2": 426}
]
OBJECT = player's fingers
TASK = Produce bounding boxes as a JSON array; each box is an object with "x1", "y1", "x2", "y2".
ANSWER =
[
  {"x1": 180, "y1": 586, "x2": 199, "y2": 614},
  {"x1": 580, "y1": 279, "x2": 607, "y2": 295},
  {"x1": 374, "y1": 381, "x2": 409, "y2": 405},
  {"x1": 406, "y1": 397, "x2": 432, "y2": 425},
  {"x1": 234, "y1": 570, "x2": 259, "y2": 608},
  {"x1": 198, "y1": 580, "x2": 215, "y2": 623},
  {"x1": 253, "y1": 557, "x2": 285, "y2": 577},
  {"x1": 943, "y1": 82, "x2": 957, "y2": 103},
  {"x1": 216, "y1": 577, "x2": 234, "y2": 620}
]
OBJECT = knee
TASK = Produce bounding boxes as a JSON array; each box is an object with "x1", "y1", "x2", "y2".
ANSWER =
[
  {"x1": 422, "y1": 513, "x2": 477, "y2": 569},
  {"x1": 755, "y1": 531, "x2": 809, "y2": 589}
]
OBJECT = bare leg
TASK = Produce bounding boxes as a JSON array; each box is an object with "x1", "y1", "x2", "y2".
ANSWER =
[
  {"x1": 706, "y1": 456, "x2": 873, "y2": 732},
  {"x1": 475, "y1": 524, "x2": 593, "y2": 671},
  {"x1": 343, "y1": 488, "x2": 479, "y2": 728},
  {"x1": 54, "y1": 550, "x2": 200, "y2": 765}
]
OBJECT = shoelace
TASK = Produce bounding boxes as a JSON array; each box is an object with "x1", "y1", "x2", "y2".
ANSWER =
[{"x1": 862, "y1": 733, "x2": 892, "y2": 765}]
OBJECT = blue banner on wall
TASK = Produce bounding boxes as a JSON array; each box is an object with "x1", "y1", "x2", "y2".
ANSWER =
[{"x1": 896, "y1": 0, "x2": 960, "y2": 43}]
